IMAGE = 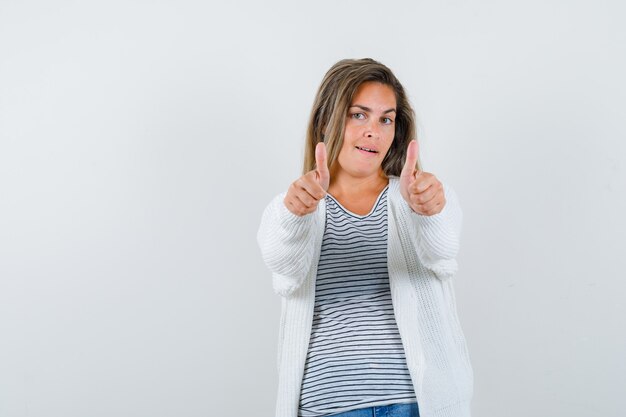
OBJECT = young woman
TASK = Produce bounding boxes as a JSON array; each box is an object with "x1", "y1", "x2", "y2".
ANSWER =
[{"x1": 257, "y1": 58, "x2": 473, "y2": 417}]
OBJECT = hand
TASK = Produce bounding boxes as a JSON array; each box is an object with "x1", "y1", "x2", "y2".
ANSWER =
[
  {"x1": 284, "y1": 142, "x2": 330, "y2": 216},
  {"x1": 399, "y1": 140, "x2": 446, "y2": 216}
]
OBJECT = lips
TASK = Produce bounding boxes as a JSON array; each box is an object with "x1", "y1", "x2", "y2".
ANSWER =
[{"x1": 355, "y1": 146, "x2": 378, "y2": 153}]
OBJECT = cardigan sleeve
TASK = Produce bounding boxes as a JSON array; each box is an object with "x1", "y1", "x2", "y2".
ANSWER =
[
  {"x1": 256, "y1": 192, "x2": 319, "y2": 296},
  {"x1": 409, "y1": 182, "x2": 463, "y2": 280}
]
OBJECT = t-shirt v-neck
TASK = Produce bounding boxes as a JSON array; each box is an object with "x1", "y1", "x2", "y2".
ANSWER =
[{"x1": 325, "y1": 184, "x2": 389, "y2": 218}]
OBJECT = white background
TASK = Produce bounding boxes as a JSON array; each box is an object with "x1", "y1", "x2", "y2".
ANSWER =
[{"x1": 1, "y1": 1, "x2": 625, "y2": 416}]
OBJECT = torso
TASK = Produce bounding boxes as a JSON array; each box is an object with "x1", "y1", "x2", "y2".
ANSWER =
[{"x1": 327, "y1": 178, "x2": 389, "y2": 216}]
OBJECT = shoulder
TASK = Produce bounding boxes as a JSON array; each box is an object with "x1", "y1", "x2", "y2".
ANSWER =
[{"x1": 387, "y1": 176, "x2": 402, "y2": 200}]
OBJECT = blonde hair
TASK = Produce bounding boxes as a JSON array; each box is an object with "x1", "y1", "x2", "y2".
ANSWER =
[{"x1": 302, "y1": 58, "x2": 421, "y2": 176}]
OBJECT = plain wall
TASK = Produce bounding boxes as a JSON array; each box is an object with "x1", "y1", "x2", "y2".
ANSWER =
[{"x1": 1, "y1": 0, "x2": 624, "y2": 416}]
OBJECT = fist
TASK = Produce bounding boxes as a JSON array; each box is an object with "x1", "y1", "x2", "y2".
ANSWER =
[
  {"x1": 284, "y1": 142, "x2": 330, "y2": 216},
  {"x1": 400, "y1": 141, "x2": 446, "y2": 216}
]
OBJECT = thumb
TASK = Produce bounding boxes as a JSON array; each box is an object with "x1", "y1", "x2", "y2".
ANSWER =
[
  {"x1": 400, "y1": 140, "x2": 419, "y2": 180},
  {"x1": 315, "y1": 142, "x2": 330, "y2": 190}
]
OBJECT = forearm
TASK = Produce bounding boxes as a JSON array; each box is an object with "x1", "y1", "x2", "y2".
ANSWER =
[
  {"x1": 411, "y1": 182, "x2": 462, "y2": 262},
  {"x1": 257, "y1": 192, "x2": 318, "y2": 278}
]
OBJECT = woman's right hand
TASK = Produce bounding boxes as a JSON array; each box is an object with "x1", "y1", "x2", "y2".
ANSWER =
[{"x1": 284, "y1": 142, "x2": 330, "y2": 216}]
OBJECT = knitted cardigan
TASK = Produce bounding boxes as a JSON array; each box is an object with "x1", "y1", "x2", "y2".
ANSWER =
[{"x1": 257, "y1": 176, "x2": 474, "y2": 417}]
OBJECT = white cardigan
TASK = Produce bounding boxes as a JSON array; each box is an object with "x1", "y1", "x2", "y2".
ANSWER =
[{"x1": 257, "y1": 176, "x2": 474, "y2": 417}]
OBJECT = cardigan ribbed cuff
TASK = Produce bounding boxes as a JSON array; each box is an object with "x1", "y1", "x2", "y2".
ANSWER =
[
  {"x1": 274, "y1": 192, "x2": 316, "y2": 232},
  {"x1": 409, "y1": 183, "x2": 462, "y2": 261},
  {"x1": 257, "y1": 192, "x2": 320, "y2": 295}
]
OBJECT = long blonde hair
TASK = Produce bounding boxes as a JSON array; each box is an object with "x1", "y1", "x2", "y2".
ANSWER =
[{"x1": 302, "y1": 58, "x2": 421, "y2": 176}]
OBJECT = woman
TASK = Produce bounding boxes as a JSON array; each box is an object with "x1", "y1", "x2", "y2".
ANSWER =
[{"x1": 257, "y1": 58, "x2": 473, "y2": 417}]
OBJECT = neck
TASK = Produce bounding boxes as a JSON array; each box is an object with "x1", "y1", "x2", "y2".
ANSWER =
[{"x1": 328, "y1": 167, "x2": 388, "y2": 197}]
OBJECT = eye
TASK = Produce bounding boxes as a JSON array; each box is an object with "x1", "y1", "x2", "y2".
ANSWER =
[
  {"x1": 382, "y1": 117, "x2": 394, "y2": 125},
  {"x1": 351, "y1": 112, "x2": 365, "y2": 120}
]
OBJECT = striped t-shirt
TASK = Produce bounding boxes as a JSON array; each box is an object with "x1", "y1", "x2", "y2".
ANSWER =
[{"x1": 298, "y1": 185, "x2": 417, "y2": 417}]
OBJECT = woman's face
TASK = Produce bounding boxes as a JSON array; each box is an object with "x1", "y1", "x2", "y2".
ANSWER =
[{"x1": 333, "y1": 81, "x2": 397, "y2": 180}]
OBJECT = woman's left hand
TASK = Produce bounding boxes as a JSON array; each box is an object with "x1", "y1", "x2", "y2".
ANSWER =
[{"x1": 400, "y1": 141, "x2": 446, "y2": 216}]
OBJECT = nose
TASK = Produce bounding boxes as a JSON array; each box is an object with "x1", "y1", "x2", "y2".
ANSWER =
[{"x1": 364, "y1": 119, "x2": 381, "y2": 139}]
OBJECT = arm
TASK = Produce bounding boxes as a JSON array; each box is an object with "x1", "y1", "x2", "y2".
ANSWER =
[
  {"x1": 257, "y1": 192, "x2": 320, "y2": 295},
  {"x1": 410, "y1": 182, "x2": 463, "y2": 279},
  {"x1": 398, "y1": 142, "x2": 462, "y2": 269}
]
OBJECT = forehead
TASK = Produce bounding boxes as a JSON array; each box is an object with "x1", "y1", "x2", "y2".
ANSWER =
[{"x1": 351, "y1": 81, "x2": 397, "y2": 107}]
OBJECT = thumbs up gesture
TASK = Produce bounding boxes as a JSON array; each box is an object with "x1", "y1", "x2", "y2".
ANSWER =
[
  {"x1": 284, "y1": 142, "x2": 331, "y2": 216},
  {"x1": 400, "y1": 140, "x2": 446, "y2": 216}
]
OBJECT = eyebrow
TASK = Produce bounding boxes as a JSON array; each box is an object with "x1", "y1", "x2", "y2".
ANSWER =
[{"x1": 350, "y1": 104, "x2": 397, "y2": 114}]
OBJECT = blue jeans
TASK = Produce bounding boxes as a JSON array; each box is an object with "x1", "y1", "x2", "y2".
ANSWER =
[{"x1": 326, "y1": 402, "x2": 419, "y2": 417}]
